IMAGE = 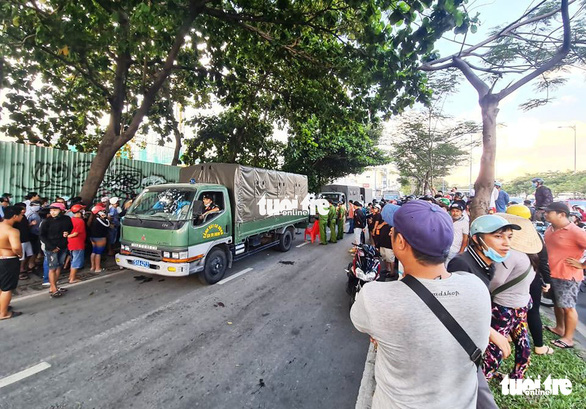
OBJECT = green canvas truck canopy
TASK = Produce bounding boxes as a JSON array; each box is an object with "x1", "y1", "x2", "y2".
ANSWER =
[{"x1": 180, "y1": 164, "x2": 308, "y2": 224}]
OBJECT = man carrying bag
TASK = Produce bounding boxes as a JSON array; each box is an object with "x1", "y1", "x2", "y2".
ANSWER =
[{"x1": 351, "y1": 200, "x2": 492, "y2": 409}]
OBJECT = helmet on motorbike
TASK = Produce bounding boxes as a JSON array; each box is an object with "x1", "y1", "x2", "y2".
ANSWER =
[
  {"x1": 531, "y1": 177, "x2": 544, "y2": 184},
  {"x1": 506, "y1": 204, "x2": 531, "y2": 220}
]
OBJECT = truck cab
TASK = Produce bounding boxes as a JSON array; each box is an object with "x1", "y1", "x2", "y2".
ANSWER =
[{"x1": 116, "y1": 183, "x2": 234, "y2": 282}]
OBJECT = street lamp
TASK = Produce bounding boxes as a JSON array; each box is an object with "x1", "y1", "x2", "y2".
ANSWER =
[{"x1": 558, "y1": 125, "x2": 577, "y2": 172}]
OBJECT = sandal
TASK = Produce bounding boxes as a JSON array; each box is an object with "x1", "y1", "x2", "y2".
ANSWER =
[
  {"x1": 50, "y1": 290, "x2": 63, "y2": 298},
  {"x1": 0, "y1": 311, "x2": 23, "y2": 320},
  {"x1": 551, "y1": 339, "x2": 574, "y2": 349},
  {"x1": 57, "y1": 287, "x2": 69, "y2": 293},
  {"x1": 534, "y1": 346, "x2": 554, "y2": 355}
]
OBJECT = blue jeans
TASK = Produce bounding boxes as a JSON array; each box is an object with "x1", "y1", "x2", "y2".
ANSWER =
[
  {"x1": 43, "y1": 257, "x2": 49, "y2": 283},
  {"x1": 347, "y1": 218, "x2": 354, "y2": 233}
]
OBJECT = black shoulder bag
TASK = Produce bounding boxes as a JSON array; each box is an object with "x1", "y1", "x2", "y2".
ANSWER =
[{"x1": 402, "y1": 274, "x2": 483, "y2": 367}]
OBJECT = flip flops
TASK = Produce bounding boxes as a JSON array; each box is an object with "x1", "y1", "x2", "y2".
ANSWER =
[
  {"x1": 0, "y1": 311, "x2": 23, "y2": 320},
  {"x1": 551, "y1": 339, "x2": 574, "y2": 349},
  {"x1": 50, "y1": 290, "x2": 63, "y2": 298}
]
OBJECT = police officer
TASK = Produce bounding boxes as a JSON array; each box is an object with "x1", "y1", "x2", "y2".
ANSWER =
[
  {"x1": 318, "y1": 199, "x2": 330, "y2": 245},
  {"x1": 327, "y1": 199, "x2": 337, "y2": 244},
  {"x1": 336, "y1": 200, "x2": 346, "y2": 241}
]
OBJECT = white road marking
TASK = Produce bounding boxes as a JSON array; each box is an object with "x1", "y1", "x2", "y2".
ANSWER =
[
  {"x1": 218, "y1": 268, "x2": 254, "y2": 285},
  {"x1": 0, "y1": 362, "x2": 51, "y2": 389},
  {"x1": 12, "y1": 269, "x2": 128, "y2": 304},
  {"x1": 296, "y1": 242, "x2": 309, "y2": 248}
]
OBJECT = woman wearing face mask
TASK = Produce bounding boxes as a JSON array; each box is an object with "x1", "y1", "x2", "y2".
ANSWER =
[
  {"x1": 89, "y1": 211, "x2": 110, "y2": 273},
  {"x1": 447, "y1": 215, "x2": 521, "y2": 405},
  {"x1": 483, "y1": 212, "x2": 544, "y2": 380}
]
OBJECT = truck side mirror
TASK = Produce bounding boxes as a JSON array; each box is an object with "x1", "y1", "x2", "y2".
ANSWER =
[{"x1": 192, "y1": 200, "x2": 204, "y2": 218}]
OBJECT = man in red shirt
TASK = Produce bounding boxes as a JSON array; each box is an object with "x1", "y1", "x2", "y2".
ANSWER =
[
  {"x1": 544, "y1": 202, "x2": 586, "y2": 349},
  {"x1": 67, "y1": 204, "x2": 87, "y2": 283}
]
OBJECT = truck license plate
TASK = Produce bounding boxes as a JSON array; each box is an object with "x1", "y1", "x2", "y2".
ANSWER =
[{"x1": 133, "y1": 260, "x2": 150, "y2": 268}]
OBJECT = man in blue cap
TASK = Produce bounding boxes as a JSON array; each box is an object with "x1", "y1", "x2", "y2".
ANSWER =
[{"x1": 351, "y1": 200, "x2": 491, "y2": 409}]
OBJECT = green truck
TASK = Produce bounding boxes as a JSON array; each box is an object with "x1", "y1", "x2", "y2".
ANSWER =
[{"x1": 116, "y1": 163, "x2": 309, "y2": 284}]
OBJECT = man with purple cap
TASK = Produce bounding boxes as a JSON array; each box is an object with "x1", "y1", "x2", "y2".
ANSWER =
[
  {"x1": 351, "y1": 200, "x2": 491, "y2": 409},
  {"x1": 40, "y1": 202, "x2": 73, "y2": 298}
]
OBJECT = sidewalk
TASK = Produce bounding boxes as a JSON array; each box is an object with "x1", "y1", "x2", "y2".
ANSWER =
[
  {"x1": 355, "y1": 305, "x2": 586, "y2": 409},
  {"x1": 13, "y1": 255, "x2": 121, "y2": 299}
]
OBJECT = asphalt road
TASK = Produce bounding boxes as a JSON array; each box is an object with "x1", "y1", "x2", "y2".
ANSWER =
[{"x1": 2, "y1": 232, "x2": 368, "y2": 409}]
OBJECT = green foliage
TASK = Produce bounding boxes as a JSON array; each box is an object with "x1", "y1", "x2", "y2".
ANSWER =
[
  {"x1": 282, "y1": 117, "x2": 389, "y2": 193},
  {"x1": 504, "y1": 171, "x2": 586, "y2": 198},
  {"x1": 0, "y1": 1, "x2": 470, "y2": 144},
  {"x1": 0, "y1": 0, "x2": 472, "y2": 198},
  {"x1": 390, "y1": 112, "x2": 477, "y2": 193},
  {"x1": 181, "y1": 109, "x2": 284, "y2": 169}
]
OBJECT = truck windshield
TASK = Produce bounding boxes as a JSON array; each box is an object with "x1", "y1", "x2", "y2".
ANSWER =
[
  {"x1": 319, "y1": 193, "x2": 341, "y2": 202},
  {"x1": 126, "y1": 188, "x2": 196, "y2": 221}
]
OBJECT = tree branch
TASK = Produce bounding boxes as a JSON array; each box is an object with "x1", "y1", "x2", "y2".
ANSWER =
[
  {"x1": 122, "y1": 0, "x2": 206, "y2": 141},
  {"x1": 424, "y1": 0, "x2": 575, "y2": 67},
  {"x1": 452, "y1": 57, "x2": 490, "y2": 97},
  {"x1": 498, "y1": 0, "x2": 572, "y2": 100}
]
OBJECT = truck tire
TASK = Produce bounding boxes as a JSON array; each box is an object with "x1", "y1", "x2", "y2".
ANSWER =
[
  {"x1": 278, "y1": 229, "x2": 293, "y2": 252},
  {"x1": 199, "y1": 248, "x2": 227, "y2": 285}
]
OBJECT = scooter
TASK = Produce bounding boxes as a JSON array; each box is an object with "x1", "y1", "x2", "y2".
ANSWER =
[{"x1": 346, "y1": 243, "x2": 397, "y2": 308}]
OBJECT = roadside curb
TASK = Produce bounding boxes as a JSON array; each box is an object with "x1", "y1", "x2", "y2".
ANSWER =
[{"x1": 355, "y1": 342, "x2": 376, "y2": 409}]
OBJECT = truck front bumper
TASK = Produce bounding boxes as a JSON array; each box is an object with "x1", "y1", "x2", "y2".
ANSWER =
[{"x1": 115, "y1": 253, "x2": 204, "y2": 277}]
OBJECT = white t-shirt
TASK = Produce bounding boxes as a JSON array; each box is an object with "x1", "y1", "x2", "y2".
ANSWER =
[
  {"x1": 450, "y1": 217, "x2": 470, "y2": 255},
  {"x1": 489, "y1": 187, "x2": 499, "y2": 209},
  {"x1": 351, "y1": 272, "x2": 491, "y2": 409}
]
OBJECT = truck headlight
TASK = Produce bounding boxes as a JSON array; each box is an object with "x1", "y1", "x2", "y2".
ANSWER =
[
  {"x1": 179, "y1": 251, "x2": 188, "y2": 259},
  {"x1": 163, "y1": 251, "x2": 171, "y2": 258},
  {"x1": 172, "y1": 252, "x2": 180, "y2": 259}
]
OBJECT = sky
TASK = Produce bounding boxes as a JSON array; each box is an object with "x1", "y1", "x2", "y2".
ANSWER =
[{"x1": 422, "y1": 0, "x2": 586, "y2": 187}]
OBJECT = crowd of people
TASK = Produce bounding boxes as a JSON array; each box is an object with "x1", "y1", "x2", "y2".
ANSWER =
[
  {"x1": 348, "y1": 178, "x2": 586, "y2": 408},
  {"x1": 0, "y1": 192, "x2": 133, "y2": 320}
]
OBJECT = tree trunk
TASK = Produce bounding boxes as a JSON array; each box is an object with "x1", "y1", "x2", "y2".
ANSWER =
[
  {"x1": 79, "y1": 126, "x2": 127, "y2": 205},
  {"x1": 171, "y1": 127, "x2": 182, "y2": 166},
  {"x1": 471, "y1": 94, "x2": 499, "y2": 220}
]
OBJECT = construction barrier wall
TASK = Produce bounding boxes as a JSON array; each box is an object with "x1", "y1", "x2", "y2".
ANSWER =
[{"x1": 0, "y1": 141, "x2": 179, "y2": 202}]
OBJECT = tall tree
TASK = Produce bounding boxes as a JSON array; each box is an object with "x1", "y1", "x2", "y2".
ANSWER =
[
  {"x1": 420, "y1": 0, "x2": 584, "y2": 219},
  {"x1": 1, "y1": 0, "x2": 470, "y2": 203},
  {"x1": 282, "y1": 117, "x2": 388, "y2": 192},
  {"x1": 390, "y1": 111, "x2": 479, "y2": 194},
  {"x1": 181, "y1": 109, "x2": 284, "y2": 169}
]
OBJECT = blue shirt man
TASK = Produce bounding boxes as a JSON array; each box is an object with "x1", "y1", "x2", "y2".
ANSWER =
[{"x1": 495, "y1": 182, "x2": 509, "y2": 213}]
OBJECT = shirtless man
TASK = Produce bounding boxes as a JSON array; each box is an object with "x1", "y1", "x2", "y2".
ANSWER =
[{"x1": 0, "y1": 206, "x2": 24, "y2": 320}]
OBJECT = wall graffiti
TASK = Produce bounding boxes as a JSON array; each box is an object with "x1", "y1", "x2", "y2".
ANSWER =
[{"x1": 2, "y1": 142, "x2": 179, "y2": 202}]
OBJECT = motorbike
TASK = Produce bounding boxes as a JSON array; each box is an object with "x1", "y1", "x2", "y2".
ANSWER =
[{"x1": 346, "y1": 243, "x2": 398, "y2": 308}]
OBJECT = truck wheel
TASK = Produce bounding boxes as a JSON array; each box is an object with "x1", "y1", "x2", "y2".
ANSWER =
[
  {"x1": 278, "y1": 229, "x2": 293, "y2": 252},
  {"x1": 200, "y1": 248, "x2": 227, "y2": 285}
]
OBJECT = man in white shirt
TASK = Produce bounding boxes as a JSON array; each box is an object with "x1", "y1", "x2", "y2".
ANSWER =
[{"x1": 351, "y1": 200, "x2": 491, "y2": 409}]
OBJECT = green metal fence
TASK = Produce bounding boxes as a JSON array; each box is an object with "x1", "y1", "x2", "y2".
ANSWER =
[{"x1": 0, "y1": 141, "x2": 180, "y2": 202}]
